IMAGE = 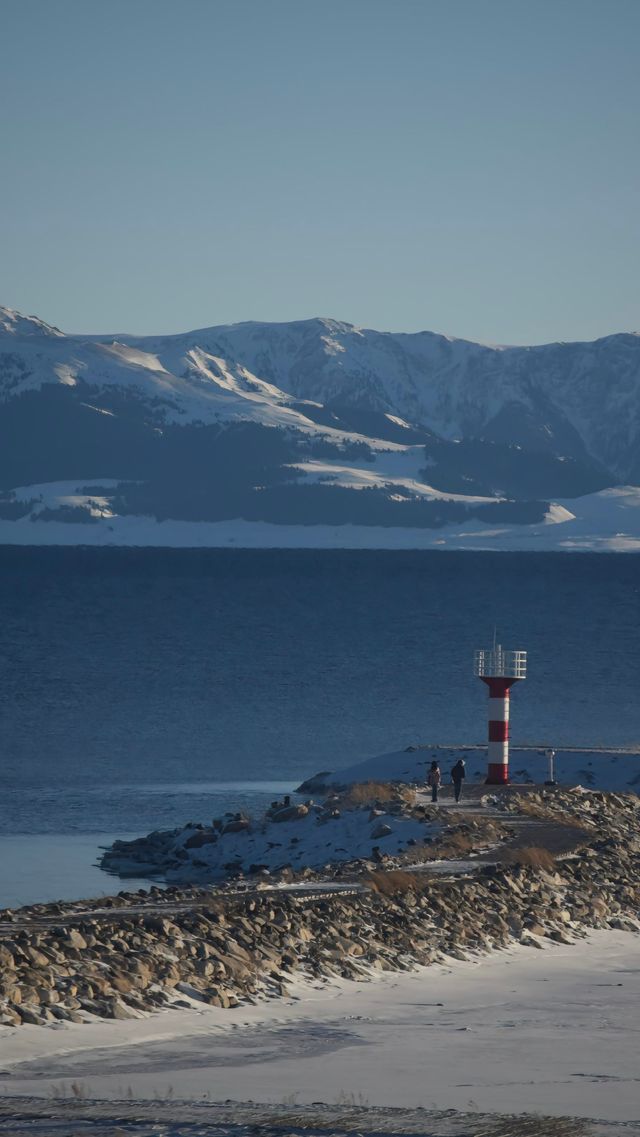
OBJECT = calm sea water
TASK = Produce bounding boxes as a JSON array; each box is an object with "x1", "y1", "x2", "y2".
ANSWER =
[{"x1": 1, "y1": 547, "x2": 638, "y2": 905}]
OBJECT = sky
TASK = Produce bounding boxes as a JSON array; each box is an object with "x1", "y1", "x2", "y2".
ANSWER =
[{"x1": 0, "y1": 0, "x2": 638, "y2": 344}]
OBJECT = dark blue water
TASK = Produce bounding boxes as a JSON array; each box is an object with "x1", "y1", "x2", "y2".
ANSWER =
[{"x1": 0, "y1": 547, "x2": 638, "y2": 904}]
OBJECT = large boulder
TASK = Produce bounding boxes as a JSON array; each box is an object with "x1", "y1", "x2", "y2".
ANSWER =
[
  {"x1": 271, "y1": 804, "x2": 309, "y2": 823},
  {"x1": 184, "y1": 830, "x2": 218, "y2": 849}
]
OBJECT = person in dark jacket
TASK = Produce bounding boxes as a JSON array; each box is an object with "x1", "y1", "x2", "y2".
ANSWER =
[
  {"x1": 451, "y1": 759, "x2": 466, "y2": 802},
  {"x1": 427, "y1": 760, "x2": 442, "y2": 803}
]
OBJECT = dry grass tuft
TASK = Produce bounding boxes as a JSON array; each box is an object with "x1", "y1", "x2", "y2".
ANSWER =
[
  {"x1": 409, "y1": 830, "x2": 477, "y2": 864},
  {"x1": 442, "y1": 830, "x2": 475, "y2": 855},
  {"x1": 337, "y1": 781, "x2": 416, "y2": 809},
  {"x1": 365, "y1": 869, "x2": 420, "y2": 895},
  {"x1": 504, "y1": 845, "x2": 557, "y2": 871}
]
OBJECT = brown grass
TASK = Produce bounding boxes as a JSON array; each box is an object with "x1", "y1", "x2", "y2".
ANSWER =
[
  {"x1": 442, "y1": 831, "x2": 476, "y2": 855},
  {"x1": 365, "y1": 829, "x2": 481, "y2": 890},
  {"x1": 410, "y1": 831, "x2": 477, "y2": 863},
  {"x1": 504, "y1": 845, "x2": 557, "y2": 871},
  {"x1": 337, "y1": 781, "x2": 416, "y2": 809},
  {"x1": 364, "y1": 869, "x2": 420, "y2": 895}
]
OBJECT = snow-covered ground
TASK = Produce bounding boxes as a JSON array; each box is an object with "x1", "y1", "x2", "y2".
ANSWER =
[
  {"x1": 100, "y1": 797, "x2": 437, "y2": 883},
  {"x1": 1, "y1": 931, "x2": 639, "y2": 1123},
  {"x1": 304, "y1": 745, "x2": 640, "y2": 792},
  {"x1": 3, "y1": 485, "x2": 640, "y2": 549},
  {"x1": 289, "y1": 449, "x2": 498, "y2": 503},
  {"x1": 11, "y1": 479, "x2": 121, "y2": 519}
]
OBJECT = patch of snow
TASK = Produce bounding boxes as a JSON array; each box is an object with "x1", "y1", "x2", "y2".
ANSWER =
[
  {"x1": 52, "y1": 363, "x2": 81, "y2": 387},
  {"x1": 101, "y1": 342, "x2": 168, "y2": 373},
  {"x1": 543, "y1": 503, "x2": 575, "y2": 524},
  {"x1": 290, "y1": 458, "x2": 496, "y2": 503},
  {"x1": 12, "y1": 479, "x2": 122, "y2": 511},
  {"x1": 79, "y1": 402, "x2": 116, "y2": 417},
  {"x1": 384, "y1": 412, "x2": 414, "y2": 428},
  {"x1": 10, "y1": 480, "x2": 120, "y2": 520}
]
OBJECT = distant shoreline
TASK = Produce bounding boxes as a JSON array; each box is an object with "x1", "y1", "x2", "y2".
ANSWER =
[{"x1": 2, "y1": 515, "x2": 640, "y2": 551}]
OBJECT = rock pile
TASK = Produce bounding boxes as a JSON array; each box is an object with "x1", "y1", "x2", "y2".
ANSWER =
[
  {"x1": 99, "y1": 786, "x2": 441, "y2": 885},
  {"x1": 0, "y1": 789, "x2": 638, "y2": 1028}
]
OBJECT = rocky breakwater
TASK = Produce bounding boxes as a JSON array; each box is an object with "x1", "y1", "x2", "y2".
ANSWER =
[
  {"x1": 0, "y1": 788, "x2": 638, "y2": 1028},
  {"x1": 99, "y1": 784, "x2": 442, "y2": 885}
]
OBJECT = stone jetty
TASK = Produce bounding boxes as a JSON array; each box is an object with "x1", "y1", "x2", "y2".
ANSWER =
[{"x1": 0, "y1": 787, "x2": 638, "y2": 1027}]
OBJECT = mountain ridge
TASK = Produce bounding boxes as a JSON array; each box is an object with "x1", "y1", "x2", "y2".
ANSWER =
[
  {"x1": 1, "y1": 304, "x2": 639, "y2": 549},
  {"x1": 4, "y1": 305, "x2": 640, "y2": 470}
]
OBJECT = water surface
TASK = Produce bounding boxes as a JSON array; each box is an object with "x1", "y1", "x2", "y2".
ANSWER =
[{"x1": 1, "y1": 547, "x2": 638, "y2": 904}]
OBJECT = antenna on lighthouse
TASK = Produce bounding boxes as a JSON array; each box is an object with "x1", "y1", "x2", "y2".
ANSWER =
[{"x1": 473, "y1": 639, "x2": 527, "y2": 785}]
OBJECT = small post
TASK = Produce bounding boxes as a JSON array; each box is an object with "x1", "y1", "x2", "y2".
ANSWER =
[{"x1": 545, "y1": 748, "x2": 557, "y2": 786}]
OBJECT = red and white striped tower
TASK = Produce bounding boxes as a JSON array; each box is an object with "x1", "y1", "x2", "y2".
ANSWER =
[{"x1": 473, "y1": 642, "x2": 527, "y2": 785}]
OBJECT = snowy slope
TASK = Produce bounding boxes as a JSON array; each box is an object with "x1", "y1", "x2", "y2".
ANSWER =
[
  {"x1": 113, "y1": 317, "x2": 640, "y2": 477},
  {"x1": 289, "y1": 450, "x2": 497, "y2": 503},
  {"x1": 299, "y1": 745, "x2": 640, "y2": 793},
  {"x1": 0, "y1": 312, "x2": 320, "y2": 433},
  {"x1": 0, "y1": 307, "x2": 64, "y2": 338}
]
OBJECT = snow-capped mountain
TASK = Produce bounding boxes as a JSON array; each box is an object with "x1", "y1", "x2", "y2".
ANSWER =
[
  {"x1": 115, "y1": 317, "x2": 640, "y2": 478},
  {"x1": 1, "y1": 305, "x2": 639, "y2": 549}
]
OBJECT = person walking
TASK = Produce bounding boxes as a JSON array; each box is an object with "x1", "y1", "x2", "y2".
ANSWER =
[
  {"x1": 451, "y1": 758, "x2": 466, "y2": 803},
  {"x1": 427, "y1": 760, "x2": 442, "y2": 803}
]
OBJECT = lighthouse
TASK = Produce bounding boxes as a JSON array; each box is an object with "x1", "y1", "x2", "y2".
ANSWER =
[{"x1": 473, "y1": 640, "x2": 527, "y2": 785}]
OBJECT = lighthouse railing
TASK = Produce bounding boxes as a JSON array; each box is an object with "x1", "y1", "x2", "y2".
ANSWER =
[{"x1": 473, "y1": 648, "x2": 527, "y2": 679}]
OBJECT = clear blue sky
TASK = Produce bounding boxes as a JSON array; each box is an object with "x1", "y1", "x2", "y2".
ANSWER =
[{"x1": 1, "y1": 0, "x2": 638, "y2": 344}]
